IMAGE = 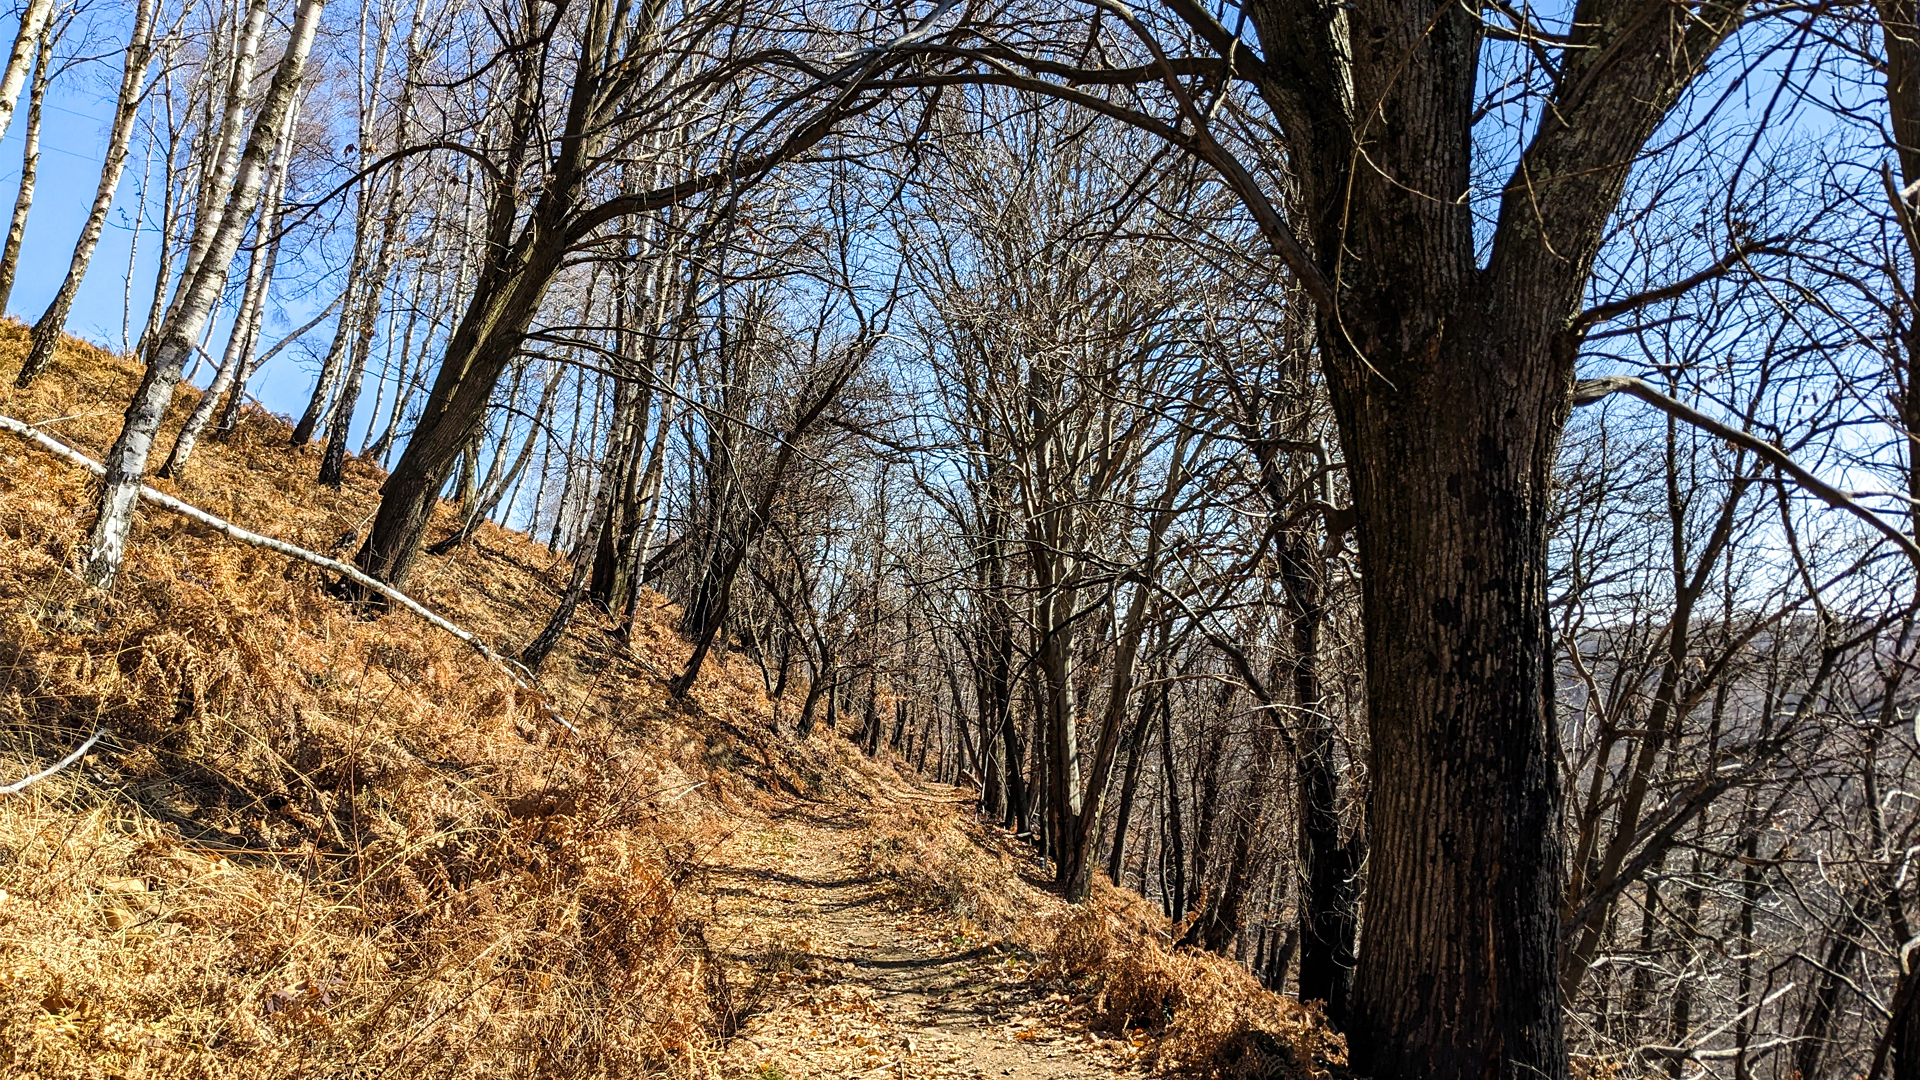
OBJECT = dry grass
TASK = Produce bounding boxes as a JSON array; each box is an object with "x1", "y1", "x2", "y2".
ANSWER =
[
  {"x1": 855, "y1": 801, "x2": 1036, "y2": 936},
  {"x1": 0, "y1": 326, "x2": 774, "y2": 1077},
  {"x1": 853, "y1": 797, "x2": 1348, "y2": 1079},
  {"x1": 1033, "y1": 903, "x2": 1348, "y2": 1080},
  {"x1": 0, "y1": 324, "x2": 1343, "y2": 1079}
]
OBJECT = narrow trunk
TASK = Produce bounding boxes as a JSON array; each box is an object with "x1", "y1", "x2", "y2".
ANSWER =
[
  {"x1": 366, "y1": 275, "x2": 432, "y2": 462},
  {"x1": 320, "y1": 5, "x2": 426, "y2": 482},
  {"x1": 159, "y1": 103, "x2": 298, "y2": 477},
  {"x1": 1061, "y1": 441, "x2": 1190, "y2": 899},
  {"x1": 292, "y1": 240, "x2": 371, "y2": 445},
  {"x1": 1157, "y1": 691, "x2": 1186, "y2": 921},
  {"x1": 430, "y1": 363, "x2": 563, "y2": 554},
  {"x1": 1795, "y1": 894, "x2": 1874, "y2": 1080},
  {"x1": 1105, "y1": 682, "x2": 1159, "y2": 885},
  {"x1": 15, "y1": 0, "x2": 158, "y2": 388},
  {"x1": 133, "y1": 88, "x2": 186, "y2": 361},
  {"x1": 1279, "y1": 525, "x2": 1360, "y2": 1024},
  {"x1": 80, "y1": 0, "x2": 323, "y2": 591},
  {"x1": 319, "y1": 207, "x2": 404, "y2": 484},
  {"x1": 670, "y1": 361, "x2": 853, "y2": 695},
  {"x1": 0, "y1": 0, "x2": 53, "y2": 140},
  {"x1": 521, "y1": 457, "x2": 618, "y2": 672},
  {"x1": 161, "y1": 0, "x2": 270, "y2": 325},
  {"x1": 216, "y1": 289, "x2": 347, "y2": 440},
  {"x1": 0, "y1": 16, "x2": 53, "y2": 312},
  {"x1": 796, "y1": 662, "x2": 834, "y2": 738}
]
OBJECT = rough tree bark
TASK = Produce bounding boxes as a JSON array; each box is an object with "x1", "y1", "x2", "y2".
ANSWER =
[
  {"x1": 1211, "y1": 1, "x2": 1744, "y2": 1073},
  {"x1": 915, "y1": 0, "x2": 1757, "y2": 1067},
  {"x1": 1869, "y1": 8, "x2": 1920, "y2": 1074}
]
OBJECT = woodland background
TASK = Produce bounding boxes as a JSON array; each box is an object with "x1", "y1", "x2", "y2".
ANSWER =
[{"x1": 0, "y1": 0, "x2": 1916, "y2": 1077}]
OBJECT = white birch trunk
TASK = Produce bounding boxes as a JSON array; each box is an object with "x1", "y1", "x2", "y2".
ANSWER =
[
  {"x1": 0, "y1": 13, "x2": 53, "y2": 311},
  {"x1": 82, "y1": 0, "x2": 325, "y2": 592},
  {"x1": 0, "y1": 0, "x2": 53, "y2": 141},
  {"x1": 158, "y1": 98, "x2": 299, "y2": 477},
  {"x1": 161, "y1": 0, "x2": 270, "y2": 324},
  {"x1": 13, "y1": 0, "x2": 158, "y2": 387}
]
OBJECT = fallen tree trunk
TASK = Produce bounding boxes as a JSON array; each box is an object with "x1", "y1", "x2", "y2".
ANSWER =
[{"x1": 0, "y1": 414, "x2": 575, "y2": 733}]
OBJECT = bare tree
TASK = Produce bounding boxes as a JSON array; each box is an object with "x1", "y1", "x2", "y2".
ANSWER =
[
  {"x1": 80, "y1": 0, "x2": 322, "y2": 591},
  {"x1": 13, "y1": 0, "x2": 158, "y2": 387}
]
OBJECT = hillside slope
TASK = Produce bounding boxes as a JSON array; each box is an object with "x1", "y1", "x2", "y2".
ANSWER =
[{"x1": 0, "y1": 329, "x2": 1341, "y2": 1079}]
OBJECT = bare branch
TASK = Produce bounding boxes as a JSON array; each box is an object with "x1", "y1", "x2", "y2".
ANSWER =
[{"x1": 1572, "y1": 376, "x2": 1920, "y2": 566}]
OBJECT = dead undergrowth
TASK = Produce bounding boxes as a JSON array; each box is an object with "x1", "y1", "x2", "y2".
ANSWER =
[
  {"x1": 0, "y1": 325, "x2": 1341, "y2": 1078},
  {"x1": 1034, "y1": 905, "x2": 1347, "y2": 1079},
  {"x1": 856, "y1": 802, "x2": 1348, "y2": 1078}
]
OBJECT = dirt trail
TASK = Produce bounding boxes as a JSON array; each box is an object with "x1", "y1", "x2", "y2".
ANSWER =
[{"x1": 707, "y1": 796, "x2": 1148, "y2": 1080}]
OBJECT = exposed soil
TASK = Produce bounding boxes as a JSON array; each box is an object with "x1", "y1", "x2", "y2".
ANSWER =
[{"x1": 708, "y1": 793, "x2": 1150, "y2": 1080}]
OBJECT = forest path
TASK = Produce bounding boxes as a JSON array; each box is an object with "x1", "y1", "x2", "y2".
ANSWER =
[{"x1": 706, "y1": 794, "x2": 1148, "y2": 1080}]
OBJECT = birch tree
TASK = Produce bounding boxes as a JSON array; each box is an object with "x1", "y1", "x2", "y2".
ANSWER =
[
  {"x1": 0, "y1": 0, "x2": 53, "y2": 139},
  {"x1": 12, "y1": 0, "x2": 157, "y2": 387},
  {"x1": 0, "y1": 7, "x2": 55, "y2": 311},
  {"x1": 155, "y1": 94, "x2": 298, "y2": 478},
  {"x1": 81, "y1": 0, "x2": 322, "y2": 591}
]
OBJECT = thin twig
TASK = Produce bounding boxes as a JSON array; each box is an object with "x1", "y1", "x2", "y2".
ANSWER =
[{"x1": 0, "y1": 728, "x2": 106, "y2": 796}]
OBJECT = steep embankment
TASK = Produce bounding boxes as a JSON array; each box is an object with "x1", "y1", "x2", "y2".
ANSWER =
[{"x1": 0, "y1": 327, "x2": 1342, "y2": 1079}]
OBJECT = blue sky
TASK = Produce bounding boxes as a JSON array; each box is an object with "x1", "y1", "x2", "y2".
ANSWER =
[{"x1": 7, "y1": 73, "x2": 328, "y2": 424}]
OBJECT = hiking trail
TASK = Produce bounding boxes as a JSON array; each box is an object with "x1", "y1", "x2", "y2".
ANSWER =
[{"x1": 707, "y1": 790, "x2": 1149, "y2": 1080}]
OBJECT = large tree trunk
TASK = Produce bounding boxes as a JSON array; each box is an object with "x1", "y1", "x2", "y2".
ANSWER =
[
  {"x1": 354, "y1": 0, "x2": 624, "y2": 591},
  {"x1": 353, "y1": 211, "x2": 572, "y2": 590},
  {"x1": 1871, "y1": 19, "x2": 1920, "y2": 1073},
  {"x1": 1222, "y1": 0, "x2": 1747, "y2": 1071},
  {"x1": 1331, "y1": 346, "x2": 1568, "y2": 1079}
]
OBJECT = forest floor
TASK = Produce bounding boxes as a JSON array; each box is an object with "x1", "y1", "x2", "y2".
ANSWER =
[
  {"x1": 707, "y1": 793, "x2": 1151, "y2": 1080},
  {"x1": 0, "y1": 325, "x2": 1342, "y2": 1080}
]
